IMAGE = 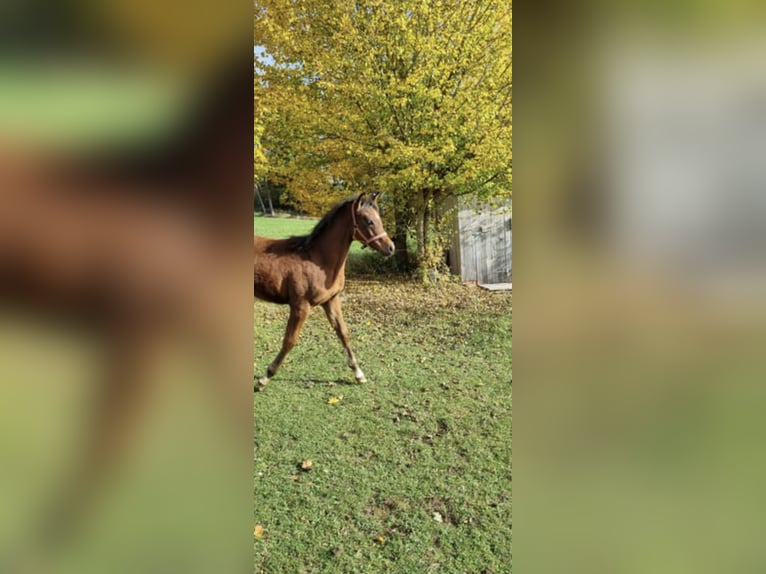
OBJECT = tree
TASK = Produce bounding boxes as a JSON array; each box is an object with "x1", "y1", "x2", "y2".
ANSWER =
[
  {"x1": 254, "y1": 65, "x2": 268, "y2": 179},
  {"x1": 254, "y1": 110, "x2": 267, "y2": 179},
  {"x1": 255, "y1": 0, "x2": 512, "y2": 271}
]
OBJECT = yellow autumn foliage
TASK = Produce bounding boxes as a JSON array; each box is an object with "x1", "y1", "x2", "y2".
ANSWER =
[{"x1": 254, "y1": 0, "x2": 511, "y2": 266}]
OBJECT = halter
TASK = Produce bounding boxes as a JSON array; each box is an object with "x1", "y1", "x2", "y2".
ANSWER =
[{"x1": 351, "y1": 200, "x2": 389, "y2": 248}]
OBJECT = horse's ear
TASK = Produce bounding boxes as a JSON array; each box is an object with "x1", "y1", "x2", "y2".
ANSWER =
[{"x1": 356, "y1": 193, "x2": 366, "y2": 208}]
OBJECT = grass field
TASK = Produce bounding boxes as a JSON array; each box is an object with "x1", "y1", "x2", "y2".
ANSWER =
[
  {"x1": 253, "y1": 216, "x2": 393, "y2": 273},
  {"x1": 254, "y1": 216, "x2": 512, "y2": 573},
  {"x1": 254, "y1": 214, "x2": 317, "y2": 239}
]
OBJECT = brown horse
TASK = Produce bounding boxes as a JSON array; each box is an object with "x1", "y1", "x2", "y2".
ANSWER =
[
  {"x1": 254, "y1": 193, "x2": 394, "y2": 389},
  {"x1": 0, "y1": 56, "x2": 253, "y2": 565}
]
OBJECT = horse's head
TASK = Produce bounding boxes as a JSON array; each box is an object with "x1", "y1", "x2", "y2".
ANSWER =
[{"x1": 353, "y1": 193, "x2": 395, "y2": 257}]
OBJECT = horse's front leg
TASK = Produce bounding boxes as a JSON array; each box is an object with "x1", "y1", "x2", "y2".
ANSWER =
[
  {"x1": 33, "y1": 322, "x2": 159, "y2": 554},
  {"x1": 322, "y1": 296, "x2": 366, "y2": 383},
  {"x1": 257, "y1": 302, "x2": 310, "y2": 390}
]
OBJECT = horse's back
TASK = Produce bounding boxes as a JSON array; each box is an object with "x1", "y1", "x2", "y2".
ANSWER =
[{"x1": 253, "y1": 235, "x2": 272, "y2": 255}]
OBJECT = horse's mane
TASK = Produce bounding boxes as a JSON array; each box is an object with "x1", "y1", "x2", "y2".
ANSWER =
[{"x1": 284, "y1": 197, "x2": 356, "y2": 251}]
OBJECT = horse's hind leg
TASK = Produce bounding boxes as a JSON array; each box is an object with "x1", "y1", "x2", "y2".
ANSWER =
[
  {"x1": 322, "y1": 296, "x2": 366, "y2": 383},
  {"x1": 257, "y1": 302, "x2": 310, "y2": 390},
  {"x1": 34, "y1": 323, "x2": 157, "y2": 554}
]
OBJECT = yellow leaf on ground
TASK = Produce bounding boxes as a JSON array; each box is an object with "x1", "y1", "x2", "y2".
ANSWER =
[
  {"x1": 327, "y1": 395, "x2": 343, "y2": 404},
  {"x1": 254, "y1": 524, "x2": 264, "y2": 539},
  {"x1": 301, "y1": 459, "x2": 313, "y2": 471}
]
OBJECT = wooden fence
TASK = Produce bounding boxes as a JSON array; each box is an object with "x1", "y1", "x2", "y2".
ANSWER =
[{"x1": 448, "y1": 198, "x2": 512, "y2": 285}]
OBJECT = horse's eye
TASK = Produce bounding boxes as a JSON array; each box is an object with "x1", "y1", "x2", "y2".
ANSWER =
[{"x1": 365, "y1": 218, "x2": 373, "y2": 226}]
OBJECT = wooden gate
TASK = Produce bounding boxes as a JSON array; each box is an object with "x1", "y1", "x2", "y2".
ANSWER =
[{"x1": 449, "y1": 199, "x2": 512, "y2": 285}]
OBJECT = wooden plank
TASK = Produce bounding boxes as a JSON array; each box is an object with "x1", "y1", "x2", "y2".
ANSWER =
[
  {"x1": 506, "y1": 214, "x2": 512, "y2": 282},
  {"x1": 479, "y1": 282, "x2": 512, "y2": 291},
  {"x1": 460, "y1": 206, "x2": 478, "y2": 282},
  {"x1": 476, "y1": 211, "x2": 486, "y2": 283},
  {"x1": 496, "y1": 212, "x2": 511, "y2": 282},
  {"x1": 489, "y1": 212, "x2": 503, "y2": 283}
]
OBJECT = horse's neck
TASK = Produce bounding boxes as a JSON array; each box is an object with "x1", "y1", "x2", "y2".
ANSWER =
[{"x1": 310, "y1": 211, "x2": 354, "y2": 280}]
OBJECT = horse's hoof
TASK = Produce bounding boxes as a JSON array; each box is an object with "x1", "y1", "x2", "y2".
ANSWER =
[
  {"x1": 256, "y1": 376, "x2": 270, "y2": 391},
  {"x1": 355, "y1": 373, "x2": 367, "y2": 384}
]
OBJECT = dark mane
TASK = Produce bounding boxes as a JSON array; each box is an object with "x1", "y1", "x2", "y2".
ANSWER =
[{"x1": 284, "y1": 197, "x2": 356, "y2": 251}]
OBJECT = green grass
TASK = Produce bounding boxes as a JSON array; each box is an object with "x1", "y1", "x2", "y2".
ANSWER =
[
  {"x1": 255, "y1": 214, "x2": 367, "y2": 259},
  {"x1": 254, "y1": 218, "x2": 512, "y2": 573},
  {"x1": 255, "y1": 213, "x2": 417, "y2": 275},
  {"x1": 254, "y1": 214, "x2": 316, "y2": 239},
  {"x1": 0, "y1": 65, "x2": 188, "y2": 149}
]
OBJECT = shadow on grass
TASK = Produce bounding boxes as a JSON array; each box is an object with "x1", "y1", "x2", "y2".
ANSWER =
[
  {"x1": 302, "y1": 377, "x2": 362, "y2": 387},
  {"x1": 254, "y1": 376, "x2": 361, "y2": 388}
]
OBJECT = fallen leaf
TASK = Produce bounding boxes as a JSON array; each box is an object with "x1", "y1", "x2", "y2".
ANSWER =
[
  {"x1": 374, "y1": 535, "x2": 385, "y2": 544},
  {"x1": 433, "y1": 511, "x2": 444, "y2": 523},
  {"x1": 327, "y1": 395, "x2": 343, "y2": 405},
  {"x1": 254, "y1": 524, "x2": 264, "y2": 539},
  {"x1": 300, "y1": 460, "x2": 313, "y2": 471},
  {"x1": 289, "y1": 474, "x2": 299, "y2": 481}
]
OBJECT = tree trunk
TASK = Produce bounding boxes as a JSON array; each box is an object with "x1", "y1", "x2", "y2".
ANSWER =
[
  {"x1": 393, "y1": 204, "x2": 411, "y2": 269},
  {"x1": 422, "y1": 202, "x2": 431, "y2": 260},
  {"x1": 255, "y1": 180, "x2": 267, "y2": 214},
  {"x1": 415, "y1": 200, "x2": 436, "y2": 281},
  {"x1": 264, "y1": 180, "x2": 275, "y2": 216},
  {"x1": 414, "y1": 192, "x2": 432, "y2": 269},
  {"x1": 415, "y1": 206, "x2": 425, "y2": 263}
]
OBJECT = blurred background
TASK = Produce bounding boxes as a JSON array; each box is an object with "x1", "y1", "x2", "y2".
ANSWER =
[
  {"x1": 0, "y1": 1, "x2": 252, "y2": 573},
  {"x1": 517, "y1": 1, "x2": 766, "y2": 572}
]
